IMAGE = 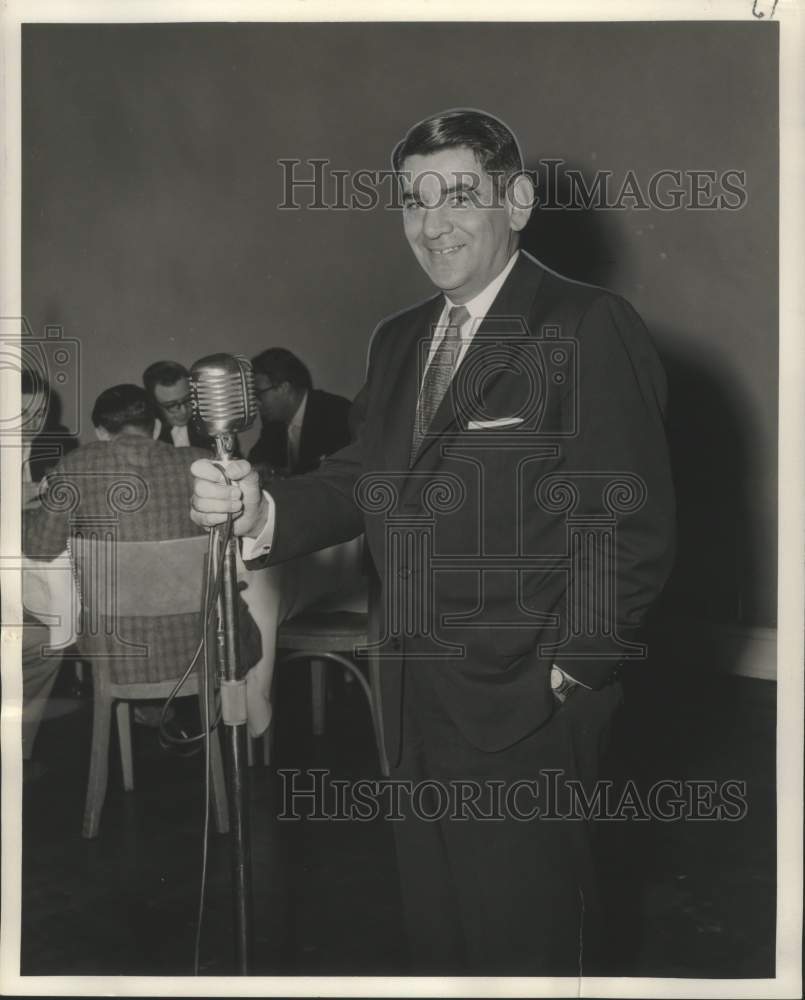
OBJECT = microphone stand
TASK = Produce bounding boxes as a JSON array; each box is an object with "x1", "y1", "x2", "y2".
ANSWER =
[{"x1": 211, "y1": 432, "x2": 253, "y2": 974}]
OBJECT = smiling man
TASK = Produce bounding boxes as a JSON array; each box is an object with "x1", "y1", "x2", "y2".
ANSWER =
[
  {"x1": 400, "y1": 144, "x2": 527, "y2": 302},
  {"x1": 249, "y1": 347, "x2": 352, "y2": 482},
  {"x1": 189, "y1": 109, "x2": 676, "y2": 975}
]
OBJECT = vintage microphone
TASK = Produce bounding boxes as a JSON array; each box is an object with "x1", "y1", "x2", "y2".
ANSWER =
[{"x1": 189, "y1": 353, "x2": 257, "y2": 974}]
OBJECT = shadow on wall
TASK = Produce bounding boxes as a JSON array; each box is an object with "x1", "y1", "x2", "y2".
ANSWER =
[
  {"x1": 656, "y1": 338, "x2": 768, "y2": 627},
  {"x1": 521, "y1": 161, "x2": 620, "y2": 292},
  {"x1": 519, "y1": 161, "x2": 771, "y2": 631}
]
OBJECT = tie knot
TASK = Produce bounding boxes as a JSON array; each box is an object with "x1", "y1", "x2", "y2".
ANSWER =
[{"x1": 446, "y1": 304, "x2": 470, "y2": 332}]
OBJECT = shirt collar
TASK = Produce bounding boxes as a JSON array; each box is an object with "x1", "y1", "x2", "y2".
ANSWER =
[
  {"x1": 443, "y1": 250, "x2": 519, "y2": 327},
  {"x1": 289, "y1": 390, "x2": 308, "y2": 432},
  {"x1": 171, "y1": 423, "x2": 190, "y2": 447}
]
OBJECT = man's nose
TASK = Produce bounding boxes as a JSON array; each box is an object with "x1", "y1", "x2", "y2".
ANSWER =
[{"x1": 422, "y1": 203, "x2": 452, "y2": 240}]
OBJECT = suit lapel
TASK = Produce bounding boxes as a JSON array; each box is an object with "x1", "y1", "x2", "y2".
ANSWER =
[
  {"x1": 411, "y1": 253, "x2": 546, "y2": 467},
  {"x1": 380, "y1": 296, "x2": 445, "y2": 474}
]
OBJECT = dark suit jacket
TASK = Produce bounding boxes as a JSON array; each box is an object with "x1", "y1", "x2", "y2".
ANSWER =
[
  {"x1": 255, "y1": 253, "x2": 676, "y2": 766},
  {"x1": 248, "y1": 388, "x2": 352, "y2": 475}
]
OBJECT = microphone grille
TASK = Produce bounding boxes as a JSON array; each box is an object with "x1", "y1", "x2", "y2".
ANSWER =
[{"x1": 189, "y1": 353, "x2": 257, "y2": 435}]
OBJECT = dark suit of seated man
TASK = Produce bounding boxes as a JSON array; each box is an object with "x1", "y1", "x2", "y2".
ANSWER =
[
  {"x1": 190, "y1": 109, "x2": 676, "y2": 976},
  {"x1": 248, "y1": 348, "x2": 352, "y2": 483},
  {"x1": 143, "y1": 359, "x2": 213, "y2": 451},
  {"x1": 21, "y1": 369, "x2": 79, "y2": 490}
]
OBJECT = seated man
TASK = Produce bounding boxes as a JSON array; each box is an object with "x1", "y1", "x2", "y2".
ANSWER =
[
  {"x1": 20, "y1": 368, "x2": 80, "y2": 772},
  {"x1": 23, "y1": 384, "x2": 260, "y2": 736},
  {"x1": 142, "y1": 360, "x2": 212, "y2": 450},
  {"x1": 21, "y1": 368, "x2": 78, "y2": 494},
  {"x1": 249, "y1": 348, "x2": 352, "y2": 485}
]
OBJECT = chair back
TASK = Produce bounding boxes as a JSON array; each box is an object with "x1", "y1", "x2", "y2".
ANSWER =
[{"x1": 72, "y1": 535, "x2": 208, "y2": 619}]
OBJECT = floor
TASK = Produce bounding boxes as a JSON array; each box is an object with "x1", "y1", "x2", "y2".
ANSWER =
[{"x1": 15, "y1": 652, "x2": 777, "y2": 979}]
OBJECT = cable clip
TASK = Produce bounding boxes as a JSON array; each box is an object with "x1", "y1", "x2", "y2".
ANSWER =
[{"x1": 220, "y1": 678, "x2": 248, "y2": 726}]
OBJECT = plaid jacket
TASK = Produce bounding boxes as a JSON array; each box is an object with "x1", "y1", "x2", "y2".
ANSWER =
[{"x1": 24, "y1": 434, "x2": 260, "y2": 684}]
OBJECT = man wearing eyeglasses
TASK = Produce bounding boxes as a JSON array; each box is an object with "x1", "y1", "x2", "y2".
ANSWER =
[
  {"x1": 143, "y1": 360, "x2": 212, "y2": 450},
  {"x1": 249, "y1": 348, "x2": 352, "y2": 484}
]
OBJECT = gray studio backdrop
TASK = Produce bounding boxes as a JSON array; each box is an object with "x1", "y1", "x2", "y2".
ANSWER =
[{"x1": 22, "y1": 21, "x2": 778, "y2": 630}]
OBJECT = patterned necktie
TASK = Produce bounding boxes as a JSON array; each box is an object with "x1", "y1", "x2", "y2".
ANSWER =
[{"x1": 409, "y1": 304, "x2": 470, "y2": 464}]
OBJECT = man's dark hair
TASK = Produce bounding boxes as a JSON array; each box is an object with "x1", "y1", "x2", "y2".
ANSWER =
[
  {"x1": 391, "y1": 108, "x2": 524, "y2": 193},
  {"x1": 251, "y1": 348, "x2": 313, "y2": 392},
  {"x1": 142, "y1": 360, "x2": 190, "y2": 397},
  {"x1": 92, "y1": 384, "x2": 156, "y2": 434}
]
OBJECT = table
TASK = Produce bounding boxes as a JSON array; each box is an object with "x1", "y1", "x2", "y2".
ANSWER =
[{"x1": 236, "y1": 535, "x2": 366, "y2": 738}]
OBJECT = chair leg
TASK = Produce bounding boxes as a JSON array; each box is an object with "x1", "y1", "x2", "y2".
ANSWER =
[
  {"x1": 262, "y1": 723, "x2": 272, "y2": 766},
  {"x1": 210, "y1": 729, "x2": 230, "y2": 834},
  {"x1": 263, "y1": 663, "x2": 277, "y2": 766},
  {"x1": 116, "y1": 701, "x2": 134, "y2": 791},
  {"x1": 83, "y1": 688, "x2": 113, "y2": 839},
  {"x1": 310, "y1": 659, "x2": 326, "y2": 736}
]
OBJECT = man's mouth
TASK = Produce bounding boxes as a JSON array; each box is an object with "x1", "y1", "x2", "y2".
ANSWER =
[{"x1": 428, "y1": 244, "x2": 464, "y2": 256}]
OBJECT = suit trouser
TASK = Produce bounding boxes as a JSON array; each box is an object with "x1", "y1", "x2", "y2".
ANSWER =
[{"x1": 389, "y1": 660, "x2": 622, "y2": 975}]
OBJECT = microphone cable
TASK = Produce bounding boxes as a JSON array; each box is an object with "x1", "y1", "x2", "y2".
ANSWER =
[
  {"x1": 158, "y1": 458, "x2": 239, "y2": 753},
  {"x1": 152, "y1": 466, "x2": 237, "y2": 974},
  {"x1": 192, "y1": 467, "x2": 237, "y2": 975},
  {"x1": 157, "y1": 529, "x2": 225, "y2": 752}
]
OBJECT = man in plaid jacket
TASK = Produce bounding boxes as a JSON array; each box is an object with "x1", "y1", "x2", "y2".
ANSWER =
[{"x1": 23, "y1": 383, "x2": 260, "y2": 688}]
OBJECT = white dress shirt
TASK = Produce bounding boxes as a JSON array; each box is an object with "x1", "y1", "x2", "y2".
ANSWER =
[
  {"x1": 243, "y1": 252, "x2": 519, "y2": 560},
  {"x1": 423, "y1": 250, "x2": 519, "y2": 377},
  {"x1": 171, "y1": 424, "x2": 191, "y2": 448},
  {"x1": 286, "y1": 390, "x2": 308, "y2": 472}
]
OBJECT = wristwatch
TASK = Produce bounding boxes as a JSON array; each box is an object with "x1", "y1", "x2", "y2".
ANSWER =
[{"x1": 550, "y1": 665, "x2": 579, "y2": 705}]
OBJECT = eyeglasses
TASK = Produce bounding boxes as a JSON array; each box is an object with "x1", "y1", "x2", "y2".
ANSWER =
[{"x1": 160, "y1": 394, "x2": 193, "y2": 413}]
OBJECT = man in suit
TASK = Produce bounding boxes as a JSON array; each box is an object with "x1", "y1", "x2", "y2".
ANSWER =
[
  {"x1": 190, "y1": 109, "x2": 676, "y2": 974},
  {"x1": 24, "y1": 384, "x2": 259, "y2": 719},
  {"x1": 20, "y1": 368, "x2": 79, "y2": 770},
  {"x1": 21, "y1": 369, "x2": 78, "y2": 490},
  {"x1": 142, "y1": 360, "x2": 212, "y2": 450},
  {"x1": 248, "y1": 347, "x2": 352, "y2": 482}
]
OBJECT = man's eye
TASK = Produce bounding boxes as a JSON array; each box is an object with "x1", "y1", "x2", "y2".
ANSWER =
[
  {"x1": 451, "y1": 192, "x2": 471, "y2": 207},
  {"x1": 403, "y1": 199, "x2": 421, "y2": 211}
]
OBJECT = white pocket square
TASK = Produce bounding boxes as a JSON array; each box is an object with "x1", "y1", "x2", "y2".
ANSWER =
[{"x1": 467, "y1": 416, "x2": 524, "y2": 430}]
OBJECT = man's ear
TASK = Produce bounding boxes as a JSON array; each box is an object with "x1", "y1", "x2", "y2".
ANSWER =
[
  {"x1": 94, "y1": 425, "x2": 112, "y2": 441},
  {"x1": 153, "y1": 417, "x2": 162, "y2": 440},
  {"x1": 506, "y1": 171, "x2": 535, "y2": 233}
]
